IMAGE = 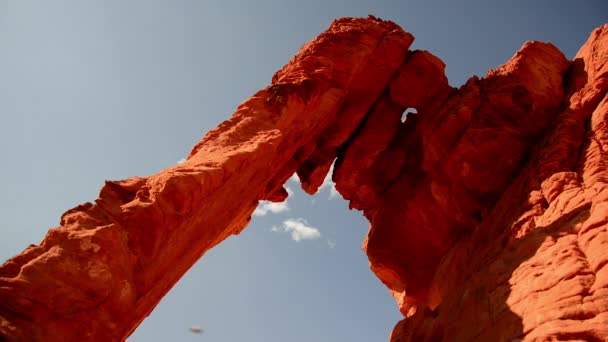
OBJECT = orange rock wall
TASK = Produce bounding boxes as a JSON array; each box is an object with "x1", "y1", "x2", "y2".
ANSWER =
[{"x1": 1, "y1": 17, "x2": 606, "y2": 341}]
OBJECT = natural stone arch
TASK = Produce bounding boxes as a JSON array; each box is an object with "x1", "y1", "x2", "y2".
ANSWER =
[{"x1": 1, "y1": 17, "x2": 607, "y2": 342}]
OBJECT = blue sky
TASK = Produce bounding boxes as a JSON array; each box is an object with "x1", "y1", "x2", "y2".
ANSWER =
[{"x1": 0, "y1": 1, "x2": 606, "y2": 341}]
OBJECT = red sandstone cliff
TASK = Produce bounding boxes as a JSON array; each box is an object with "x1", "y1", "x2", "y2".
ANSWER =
[
  {"x1": 0, "y1": 17, "x2": 606, "y2": 341},
  {"x1": 388, "y1": 23, "x2": 608, "y2": 342}
]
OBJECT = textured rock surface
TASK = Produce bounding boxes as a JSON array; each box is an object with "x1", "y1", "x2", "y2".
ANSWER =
[
  {"x1": 0, "y1": 17, "x2": 414, "y2": 341},
  {"x1": 1, "y1": 16, "x2": 607, "y2": 342},
  {"x1": 388, "y1": 24, "x2": 608, "y2": 342}
]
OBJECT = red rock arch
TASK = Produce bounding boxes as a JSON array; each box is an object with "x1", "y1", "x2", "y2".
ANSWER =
[{"x1": 1, "y1": 17, "x2": 607, "y2": 341}]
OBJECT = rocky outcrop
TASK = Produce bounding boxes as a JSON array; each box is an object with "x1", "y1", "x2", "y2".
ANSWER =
[
  {"x1": 388, "y1": 24, "x2": 608, "y2": 342},
  {"x1": 1, "y1": 16, "x2": 607, "y2": 341}
]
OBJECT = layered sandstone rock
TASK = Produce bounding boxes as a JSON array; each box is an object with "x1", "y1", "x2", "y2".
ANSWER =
[{"x1": 0, "y1": 16, "x2": 606, "y2": 342}]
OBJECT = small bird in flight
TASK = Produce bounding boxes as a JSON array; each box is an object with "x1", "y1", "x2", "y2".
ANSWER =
[{"x1": 190, "y1": 326, "x2": 204, "y2": 334}]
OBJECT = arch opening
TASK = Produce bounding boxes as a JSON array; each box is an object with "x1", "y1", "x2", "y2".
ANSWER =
[
  {"x1": 129, "y1": 164, "x2": 402, "y2": 341},
  {"x1": 401, "y1": 108, "x2": 418, "y2": 122}
]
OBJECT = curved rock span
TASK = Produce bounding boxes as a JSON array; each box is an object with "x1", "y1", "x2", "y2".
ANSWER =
[{"x1": 1, "y1": 16, "x2": 607, "y2": 341}]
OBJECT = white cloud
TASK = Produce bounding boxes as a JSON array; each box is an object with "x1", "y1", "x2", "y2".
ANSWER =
[
  {"x1": 253, "y1": 201, "x2": 289, "y2": 216},
  {"x1": 319, "y1": 162, "x2": 339, "y2": 200},
  {"x1": 253, "y1": 186, "x2": 293, "y2": 216},
  {"x1": 289, "y1": 172, "x2": 300, "y2": 183},
  {"x1": 177, "y1": 158, "x2": 187, "y2": 164},
  {"x1": 329, "y1": 186, "x2": 339, "y2": 199},
  {"x1": 272, "y1": 218, "x2": 321, "y2": 241}
]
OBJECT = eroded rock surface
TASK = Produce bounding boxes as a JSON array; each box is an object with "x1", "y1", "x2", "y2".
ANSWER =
[
  {"x1": 1, "y1": 16, "x2": 606, "y2": 342},
  {"x1": 388, "y1": 24, "x2": 608, "y2": 342}
]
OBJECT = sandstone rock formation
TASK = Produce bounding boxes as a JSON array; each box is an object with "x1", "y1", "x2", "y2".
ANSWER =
[{"x1": 1, "y1": 16, "x2": 607, "y2": 341}]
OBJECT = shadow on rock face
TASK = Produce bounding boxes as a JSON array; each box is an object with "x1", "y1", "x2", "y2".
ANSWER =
[{"x1": 391, "y1": 201, "x2": 596, "y2": 341}]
